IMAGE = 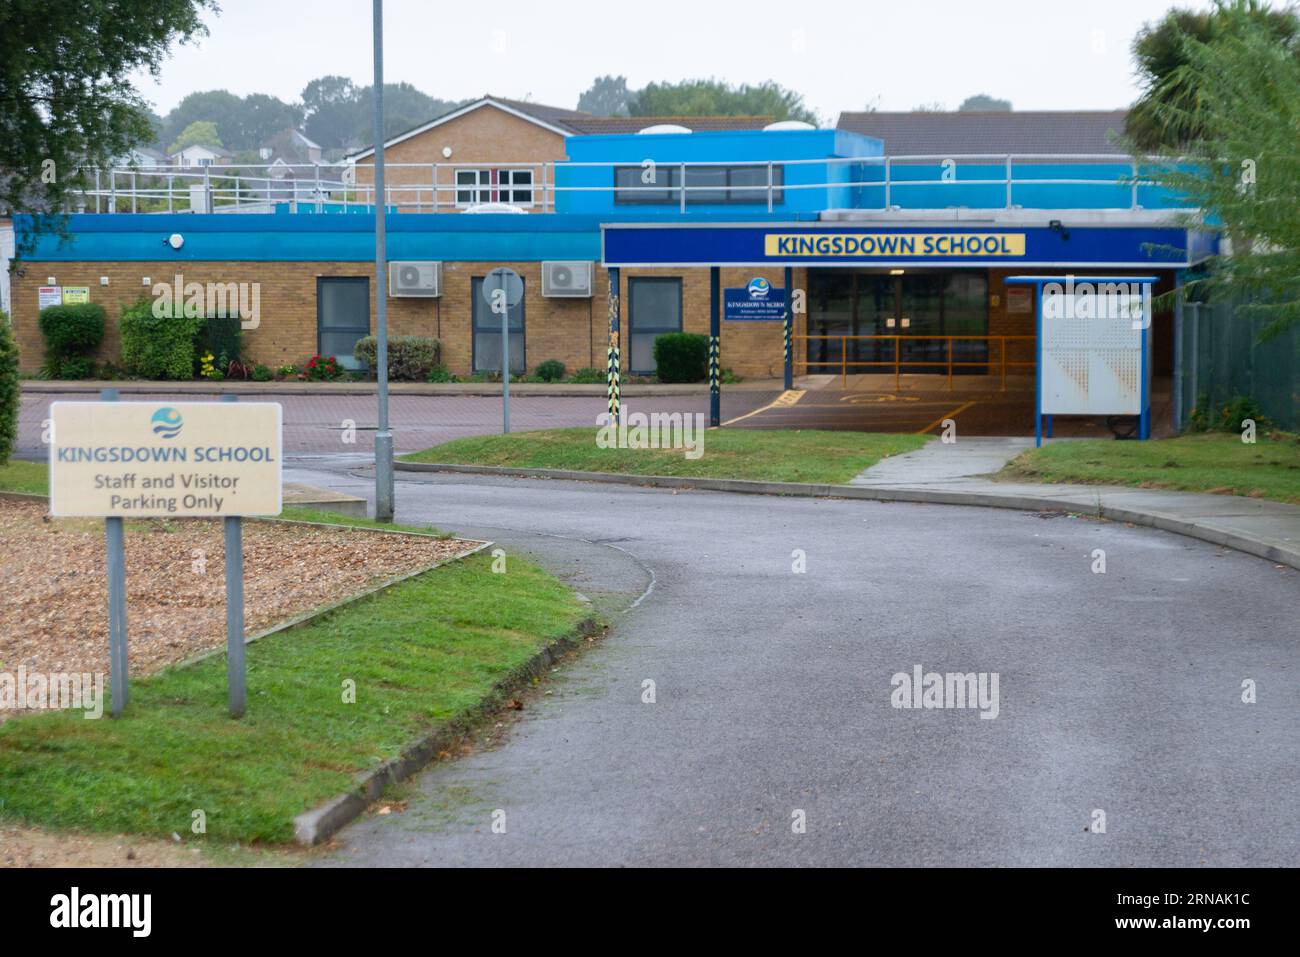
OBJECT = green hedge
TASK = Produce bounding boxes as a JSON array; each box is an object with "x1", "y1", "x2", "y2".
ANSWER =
[
  {"x1": 353, "y1": 335, "x2": 441, "y2": 381},
  {"x1": 37, "y1": 303, "x2": 104, "y2": 378},
  {"x1": 119, "y1": 300, "x2": 204, "y2": 380},
  {"x1": 653, "y1": 332, "x2": 709, "y2": 383},
  {"x1": 0, "y1": 310, "x2": 19, "y2": 464}
]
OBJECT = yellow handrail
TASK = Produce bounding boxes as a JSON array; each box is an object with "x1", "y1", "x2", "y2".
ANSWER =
[{"x1": 792, "y1": 334, "x2": 1037, "y2": 390}]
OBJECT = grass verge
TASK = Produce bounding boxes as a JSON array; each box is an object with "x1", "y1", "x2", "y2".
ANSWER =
[
  {"x1": 405, "y1": 427, "x2": 928, "y2": 485},
  {"x1": 0, "y1": 459, "x2": 48, "y2": 495},
  {"x1": 999, "y1": 432, "x2": 1300, "y2": 504},
  {"x1": 0, "y1": 491, "x2": 592, "y2": 845}
]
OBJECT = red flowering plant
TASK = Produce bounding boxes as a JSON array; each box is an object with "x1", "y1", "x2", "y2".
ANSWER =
[{"x1": 305, "y1": 354, "x2": 342, "y2": 381}]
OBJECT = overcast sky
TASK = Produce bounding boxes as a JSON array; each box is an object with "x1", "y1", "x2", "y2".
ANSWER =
[{"x1": 132, "y1": 0, "x2": 1211, "y2": 120}]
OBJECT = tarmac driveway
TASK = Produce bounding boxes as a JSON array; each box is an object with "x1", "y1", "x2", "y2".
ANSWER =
[{"x1": 301, "y1": 465, "x2": 1297, "y2": 867}]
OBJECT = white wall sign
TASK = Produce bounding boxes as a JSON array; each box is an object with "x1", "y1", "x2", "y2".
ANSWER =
[{"x1": 50, "y1": 402, "x2": 282, "y2": 517}]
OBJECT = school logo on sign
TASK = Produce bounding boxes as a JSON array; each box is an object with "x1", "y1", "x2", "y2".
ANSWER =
[
  {"x1": 151, "y1": 407, "x2": 183, "y2": 439},
  {"x1": 747, "y1": 277, "x2": 772, "y2": 299}
]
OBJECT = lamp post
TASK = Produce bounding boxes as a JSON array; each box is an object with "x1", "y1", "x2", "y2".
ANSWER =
[{"x1": 372, "y1": 0, "x2": 394, "y2": 521}]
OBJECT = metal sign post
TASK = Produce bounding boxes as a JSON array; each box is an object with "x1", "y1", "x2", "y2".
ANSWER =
[
  {"x1": 100, "y1": 388, "x2": 129, "y2": 717},
  {"x1": 487, "y1": 267, "x2": 523, "y2": 433},
  {"x1": 221, "y1": 394, "x2": 246, "y2": 717}
]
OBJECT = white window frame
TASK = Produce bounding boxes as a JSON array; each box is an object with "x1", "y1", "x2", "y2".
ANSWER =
[
  {"x1": 455, "y1": 169, "x2": 491, "y2": 207},
  {"x1": 454, "y1": 168, "x2": 534, "y2": 208},
  {"x1": 499, "y1": 168, "x2": 533, "y2": 206}
]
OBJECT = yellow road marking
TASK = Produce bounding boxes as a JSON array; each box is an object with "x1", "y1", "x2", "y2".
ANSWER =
[
  {"x1": 917, "y1": 400, "x2": 976, "y2": 435},
  {"x1": 720, "y1": 389, "x2": 805, "y2": 427}
]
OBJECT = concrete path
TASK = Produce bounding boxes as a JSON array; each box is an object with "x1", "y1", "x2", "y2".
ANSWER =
[
  {"x1": 289, "y1": 460, "x2": 1297, "y2": 868},
  {"x1": 851, "y1": 436, "x2": 1034, "y2": 485},
  {"x1": 849, "y1": 438, "x2": 1300, "y2": 570}
]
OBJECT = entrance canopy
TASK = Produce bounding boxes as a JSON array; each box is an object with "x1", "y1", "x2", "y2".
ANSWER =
[{"x1": 602, "y1": 222, "x2": 1204, "y2": 269}]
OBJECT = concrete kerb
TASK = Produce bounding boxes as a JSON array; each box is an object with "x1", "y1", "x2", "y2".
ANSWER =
[
  {"x1": 394, "y1": 461, "x2": 1300, "y2": 571},
  {"x1": 292, "y1": 615, "x2": 603, "y2": 847}
]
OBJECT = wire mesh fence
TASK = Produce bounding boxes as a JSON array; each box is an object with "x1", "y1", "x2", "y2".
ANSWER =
[{"x1": 1178, "y1": 297, "x2": 1299, "y2": 431}]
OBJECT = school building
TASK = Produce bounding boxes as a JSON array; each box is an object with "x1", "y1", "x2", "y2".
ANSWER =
[{"x1": 9, "y1": 97, "x2": 1212, "y2": 413}]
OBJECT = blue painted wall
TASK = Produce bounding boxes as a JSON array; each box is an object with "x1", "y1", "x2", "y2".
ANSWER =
[
  {"x1": 557, "y1": 129, "x2": 882, "y2": 217},
  {"x1": 851, "y1": 161, "x2": 1191, "y2": 211}
]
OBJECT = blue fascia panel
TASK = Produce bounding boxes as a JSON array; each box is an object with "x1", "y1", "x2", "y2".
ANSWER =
[{"x1": 602, "y1": 224, "x2": 1196, "y2": 268}]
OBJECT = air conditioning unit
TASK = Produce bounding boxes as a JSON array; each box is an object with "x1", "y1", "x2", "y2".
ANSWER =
[
  {"x1": 542, "y1": 261, "x2": 593, "y2": 298},
  {"x1": 388, "y1": 261, "x2": 442, "y2": 298}
]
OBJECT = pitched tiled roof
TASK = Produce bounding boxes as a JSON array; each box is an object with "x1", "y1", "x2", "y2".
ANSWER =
[
  {"x1": 835, "y1": 110, "x2": 1131, "y2": 156},
  {"x1": 493, "y1": 97, "x2": 593, "y2": 131},
  {"x1": 562, "y1": 115, "x2": 775, "y2": 135}
]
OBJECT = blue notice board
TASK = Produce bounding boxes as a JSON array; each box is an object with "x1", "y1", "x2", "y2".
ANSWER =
[{"x1": 725, "y1": 277, "x2": 786, "y2": 321}]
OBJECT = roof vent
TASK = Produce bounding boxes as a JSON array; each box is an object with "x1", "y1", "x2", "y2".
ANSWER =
[
  {"x1": 636, "y1": 124, "x2": 692, "y2": 135},
  {"x1": 763, "y1": 120, "x2": 816, "y2": 131}
]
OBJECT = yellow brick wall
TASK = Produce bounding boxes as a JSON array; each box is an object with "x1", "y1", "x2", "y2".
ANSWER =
[
  {"x1": 352, "y1": 104, "x2": 567, "y2": 211},
  {"x1": 8, "y1": 260, "x2": 808, "y2": 382}
]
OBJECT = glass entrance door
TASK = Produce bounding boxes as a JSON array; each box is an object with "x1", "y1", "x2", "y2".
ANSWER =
[{"x1": 807, "y1": 270, "x2": 989, "y2": 376}]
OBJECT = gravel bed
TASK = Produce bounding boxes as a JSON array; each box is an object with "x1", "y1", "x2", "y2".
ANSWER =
[{"x1": 0, "y1": 500, "x2": 481, "y2": 713}]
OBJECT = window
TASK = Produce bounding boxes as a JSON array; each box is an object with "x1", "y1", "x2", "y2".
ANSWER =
[
  {"x1": 500, "y1": 169, "x2": 533, "y2": 205},
  {"x1": 197, "y1": 157, "x2": 213, "y2": 167},
  {"x1": 317, "y1": 277, "x2": 370, "y2": 371},
  {"x1": 628, "y1": 277, "x2": 682, "y2": 374},
  {"x1": 456, "y1": 169, "x2": 534, "y2": 207},
  {"x1": 456, "y1": 170, "x2": 490, "y2": 206},
  {"x1": 614, "y1": 164, "x2": 783, "y2": 205},
  {"x1": 472, "y1": 276, "x2": 525, "y2": 374}
]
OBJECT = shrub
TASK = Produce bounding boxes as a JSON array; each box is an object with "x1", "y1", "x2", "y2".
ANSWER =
[
  {"x1": 251, "y1": 363, "x2": 273, "y2": 382},
  {"x1": 119, "y1": 299, "x2": 203, "y2": 380},
  {"x1": 38, "y1": 303, "x2": 105, "y2": 378},
  {"x1": 1216, "y1": 395, "x2": 1269, "y2": 433},
  {"x1": 305, "y1": 354, "x2": 342, "y2": 381},
  {"x1": 534, "y1": 359, "x2": 566, "y2": 382},
  {"x1": 198, "y1": 315, "x2": 242, "y2": 376},
  {"x1": 425, "y1": 363, "x2": 455, "y2": 383},
  {"x1": 1189, "y1": 393, "x2": 1271, "y2": 433},
  {"x1": 568, "y1": 366, "x2": 605, "y2": 384},
  {"x1": 275, "y1": 364, "x2": 299, "y2": 378},
  {"x1": 653, "y1": 332, "x2": 709, "y2": 383},
  {"x1": 353, "y1": 335, "x2": 441, "y2": 381},
  {"x1": 0, "y1": 310, "x2": 19, "y2": 464}
]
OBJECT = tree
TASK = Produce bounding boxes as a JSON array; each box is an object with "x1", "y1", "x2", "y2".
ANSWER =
[
  {"x1": 577, "y1": 76, "x2": 634, "y2": 116},
  {"x1": 1145, "y1": 10, "x2": 1300, "y2": 336},
  {"x1": 159, "y1": 89, "x2": 244, "y2": 151},
  {"x1": 959, "y1": 94, "x2": 1012, "y2": 111},
  {"x1": 0, "y1": 0, "x2": 215, "y2": 223},
  {"x1": 630, "y1": 79, "x2": 819, "y2": 124},
  {"x1": 168, "y1": 120, "x2": 222, "y2": 154},
  {"x1": 1128, "y1": 0, "x2": 1300, "y2": 151},
  {"x1": 301, "y1": 75, "x2": 460, "y2": 151}
]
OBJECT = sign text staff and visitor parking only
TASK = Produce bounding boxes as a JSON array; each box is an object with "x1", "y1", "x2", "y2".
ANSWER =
[{"x1": 49, "y1": 402, "x2": 282, "y2": 518}]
